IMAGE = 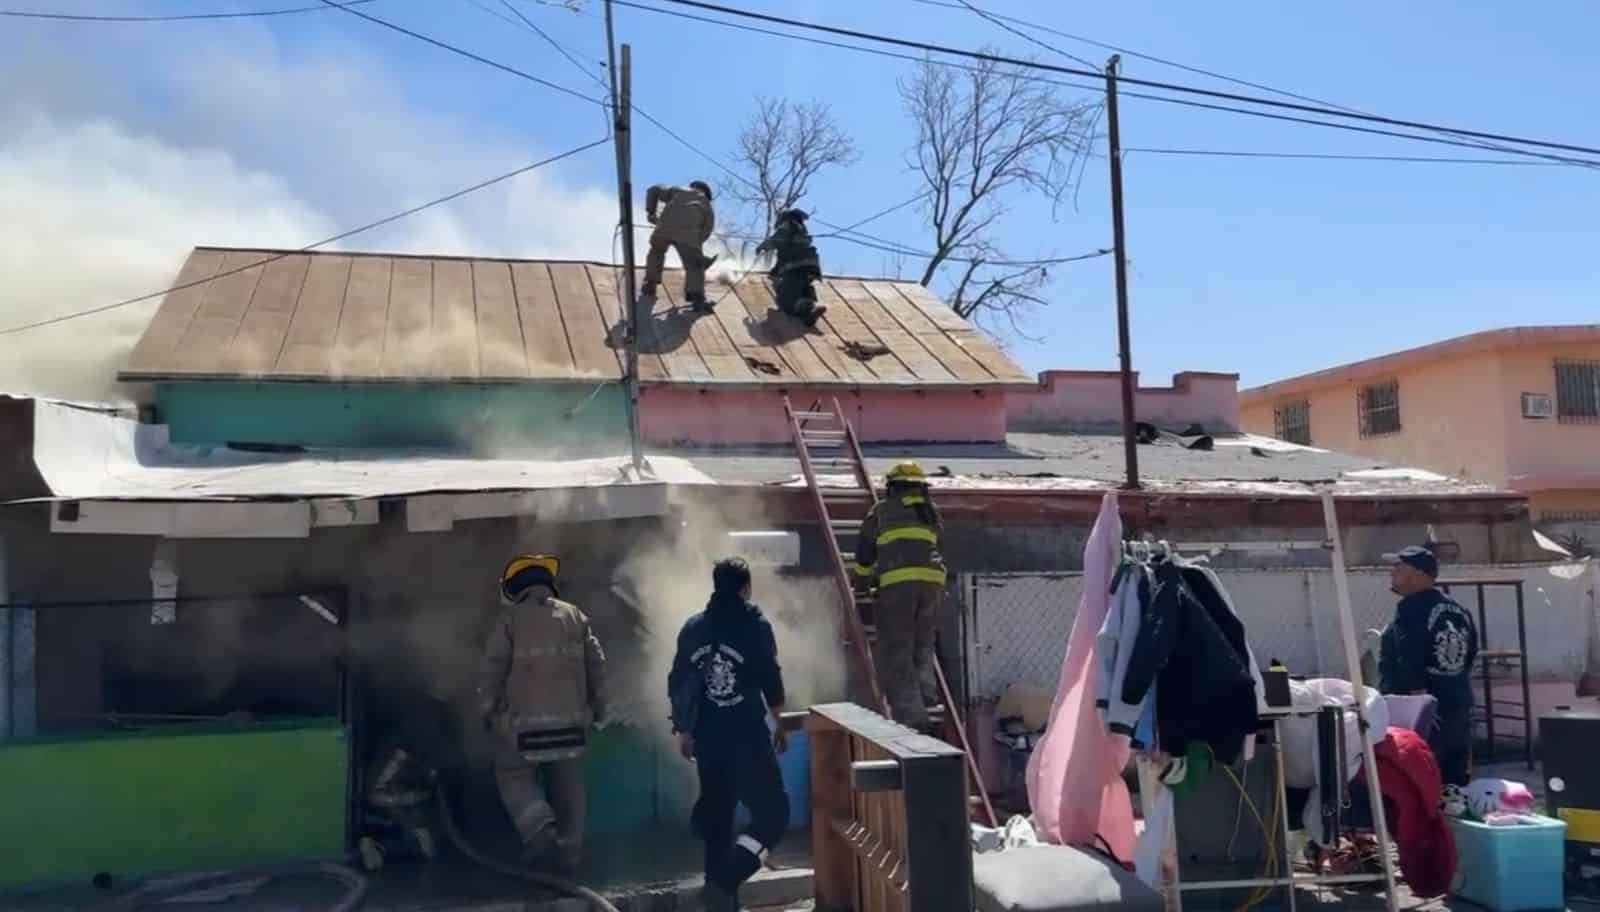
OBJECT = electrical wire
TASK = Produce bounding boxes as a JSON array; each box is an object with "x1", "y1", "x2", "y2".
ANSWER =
[
  {"x1": 316, "y1": 0, "x2": 603, "y2": 106},
  {"x1": 631, "y1": 223, "x2": 1109, "y2": 269},
  {"x1": 0, "y1": 138, "x2": 609, "y2": 336},
  {"x1": 0, "y1": 0, "x2": 374, "y2": 21},
  {"x1": 639, "y1": 0, "x2": 1600, "y2": 162},
  {"x1": 953, "y1": 0, "x2": 1096, "y2": 69},
  {"x1": 1124, "y1": 147, "x2": 1570, "y2": 166},
  {"x1": 494, "y1": 0, "x2": 610, "y2": 90}
]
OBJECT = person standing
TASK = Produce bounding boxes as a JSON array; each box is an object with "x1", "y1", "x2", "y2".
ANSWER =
[
  {"x1": 643, "y1": 180, "x2": 717, "y2": 310},
  {"x1": 1378, "y1": 545, "x2": 1478, "y2": 786},
  {"x1": 477, "y1": 553, "x2": 609, "y2": 871},
  {"x1": 668, "y1": 557, "x2": 790, "y2": 912},
  {"x1": 853, "y1": 461, "x2": 946, "y2": 733}
]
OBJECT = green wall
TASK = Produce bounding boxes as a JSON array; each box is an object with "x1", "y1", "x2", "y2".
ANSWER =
[
  {"x1": 0, "y1": 719, "x2": 348, "y2": 890},
  {"x1": 156, "y1": 381, "x2": 629, "y2": 450}
]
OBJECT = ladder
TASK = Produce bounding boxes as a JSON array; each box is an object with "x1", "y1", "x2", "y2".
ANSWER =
[{"x1": 783, "y1": 395, "x2": 997, "y2": 827}]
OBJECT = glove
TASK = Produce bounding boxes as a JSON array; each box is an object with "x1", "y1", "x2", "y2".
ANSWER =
[{"x1": 646, "y1": 211, "x2": 658, "y2": 225}]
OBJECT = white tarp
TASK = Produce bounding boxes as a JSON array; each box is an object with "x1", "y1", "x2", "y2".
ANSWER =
[{"x1": 26, "y1": 399, "x2": 713, "y2": 501}]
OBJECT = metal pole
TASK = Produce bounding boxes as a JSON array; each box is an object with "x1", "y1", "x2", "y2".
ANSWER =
[
  {"x1": 1103, "y1": 55, "x2": 1139, "y2": 489},
  {"x1": 605, "y1": 2, "x2": 644, "y2": 474}
]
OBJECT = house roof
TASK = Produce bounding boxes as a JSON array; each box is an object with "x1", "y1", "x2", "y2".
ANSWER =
[
  {"x1": 118, "y1": 247, "x2": 1032, "y2": 388},
  {"x1": 1241, "y1": 324, "x2": 1600, "y2": 404}
]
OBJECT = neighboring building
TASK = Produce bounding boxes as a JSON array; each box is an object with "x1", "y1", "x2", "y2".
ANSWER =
[{"x1": 1240, "y1": 325, "x2": 1600, "y2": 535}]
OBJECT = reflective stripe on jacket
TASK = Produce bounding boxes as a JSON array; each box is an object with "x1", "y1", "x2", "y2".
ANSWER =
[
  {"x1": 478, "y1": 587, "x2": 608, "y2": 761},
  {"x1": 852, "y1": 490, "x2": 946, "y2": 589}
]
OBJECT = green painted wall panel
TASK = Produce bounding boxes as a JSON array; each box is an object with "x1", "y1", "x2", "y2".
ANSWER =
[
  {"x1": 0, "y1": 719, "x2": 348, "y2": 890},
  {"x1": 156, "y1": 382, "x2": 629, "y2": 451}
]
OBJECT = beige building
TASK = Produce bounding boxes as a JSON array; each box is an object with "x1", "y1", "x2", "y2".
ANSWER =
[{"x1": 1240, "y1": 325, "x2": 1600, "y2": 530}]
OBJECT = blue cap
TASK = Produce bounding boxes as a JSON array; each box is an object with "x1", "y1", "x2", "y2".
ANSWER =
[{"x1": 1388, "y1": 545, "x2": 1439, "y2": 577}]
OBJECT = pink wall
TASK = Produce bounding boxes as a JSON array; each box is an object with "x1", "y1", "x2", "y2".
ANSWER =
[
  {"x1": 638, "y1": 385, "x2": 1006, "y2": 446},
  {"x1": 1007, "y1": 370, "x2": 1240, "y2": 432}
]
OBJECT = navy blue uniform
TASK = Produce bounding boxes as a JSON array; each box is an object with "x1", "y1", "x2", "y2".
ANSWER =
[
  {"x1": 1379, "y1": 588, "x2": 1478, "y2": 785},
  {"x1": 668, "y1": 593, "x2": 790, "y2": 900}
]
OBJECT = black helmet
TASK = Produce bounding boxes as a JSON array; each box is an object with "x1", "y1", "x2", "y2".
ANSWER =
[
  {"x1": 777, "y1": 208, "x2": 808, "y2": 223},
  {"x1": 689, "y1": 180, "x2": 712, "y2": 200}
]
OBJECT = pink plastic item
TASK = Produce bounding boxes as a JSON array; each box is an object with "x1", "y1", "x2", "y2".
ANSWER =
[{"x1": 1025, "y1": 492, "x2": 1137, "y2": 862}]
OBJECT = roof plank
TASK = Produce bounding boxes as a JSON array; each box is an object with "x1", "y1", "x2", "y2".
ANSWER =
[
  {"x1": 273, "y1": 254, "x2": 352, "y2": 377},
  {"x1": 820, "y1": 280, "x2": 916, "y2": 382},
  {"x1": 330, "y1": 256, "x2": 392, "y2": 379},
  {"x1": 839, "y1": 279, "x2": 954, "y2": 382},
  {"x1": 862, "y1": 280, "x2": 993, "y2": 383},
  {"x1": 728, "y1": 277, "x2": 839, "y2": 382},
  {"x1": 589, "y1": 265, "x2": 669, "y2": 382},
  {"x1": 652, "y1": 273, "x2": 743, "y2": 381},
  {"x1": 548, "y1": 262, "x2": 620, "y2": 381},
  {"x1": 602, "y1": 265, "x2": 687, "y2": 382},
  {"x1": 511, "y1": 262, "x2": 579, "y2": 379},
  {"x1": 223, "y1": 253, "x2": 309, "y2": 376},
  {"x1": 431, "y1": 259, "x2": 478, "y2": 380},
  {"x1": 384, "y1": 257, "x2": 436, "y2": 379},
  {"x1": 472, "y1": 260, "x2": 529, "y2": 380},
  {"x1": 171, "y1": 251, "x2": 269, "y2": 374},
  {"x1": 124, "y1": 249, "x2": 228, "y2": 375},
  {"x1": 896, "y1": 284, "x2": 1030, "y2": 382},
  {"x1": 703, "y1": 282, "x2": 786, "y2": 380}
]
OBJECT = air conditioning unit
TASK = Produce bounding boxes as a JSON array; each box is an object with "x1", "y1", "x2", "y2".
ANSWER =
[{"x1": 1523, "y1": 392, "x2": 1555, "y2": 419}]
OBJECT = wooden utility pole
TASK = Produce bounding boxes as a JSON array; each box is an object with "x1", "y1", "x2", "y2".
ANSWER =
[
  {"x1": 605, "y1": 1, "x2": 644, "y2": 474},
  {"x1": 1104, "y1": 54, "x2": 1139, "y2": 490}
]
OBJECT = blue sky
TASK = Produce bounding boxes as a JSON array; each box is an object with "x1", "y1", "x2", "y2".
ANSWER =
[{"x1": 4, "y1": 0, "x2": 1599, "y2": 399}]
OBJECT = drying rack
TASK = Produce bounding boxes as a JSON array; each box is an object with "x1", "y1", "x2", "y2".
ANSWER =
[
  {"x1": 1436, "y1": 578, "x2": 1534, "y2": 770},
  {"x1": 1144, "y1": 491, "x2": 1401, "y2": 912}
]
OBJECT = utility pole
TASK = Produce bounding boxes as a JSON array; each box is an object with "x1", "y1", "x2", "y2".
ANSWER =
[
  {"x1": 1104, "y1": 54, "x2": 1140, "y2": 490},
  {"x1": 605, "y1": 0, "x2": 644, "y2": 475}
]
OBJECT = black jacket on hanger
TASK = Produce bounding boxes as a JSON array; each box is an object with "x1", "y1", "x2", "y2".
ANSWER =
[{"x1": 1120, "y1": 559, "x2": 1259, "y2": 763}]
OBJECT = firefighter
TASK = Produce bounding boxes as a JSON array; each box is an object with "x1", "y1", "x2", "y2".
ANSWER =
[
  {"x1": 756, "y1": 208, "x2": 826, "y2": 326},
  {"x1": 477, "y1": 554, "x2": 609, "y2": 871},
  {"x1": 853, "y1": 462, "x2": 946, "y2": 733},
  {"x1": 643, "y1": 180, "x2": 718, "y2": 311}
]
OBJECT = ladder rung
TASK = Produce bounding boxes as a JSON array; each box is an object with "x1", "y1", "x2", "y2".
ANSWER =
[
  {"x1": 830, "y1": 518, "x2": 861, "y2": 528},
  {"x1": 802, "y1": 433, "x2": 847, "y2": 445},
  {"x1": 793, "y1": 410, "x2": 837, "y2": 421}
]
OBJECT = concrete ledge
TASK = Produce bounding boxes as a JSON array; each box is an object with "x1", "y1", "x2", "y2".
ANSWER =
[{"x1": 403, "y1": 866, "x2": 813, "y2": 912}]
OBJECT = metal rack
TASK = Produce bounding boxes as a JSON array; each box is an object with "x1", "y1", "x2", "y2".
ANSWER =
[{"x1": 1436, "y1": 578, "x2": 1534, "y2": 769}]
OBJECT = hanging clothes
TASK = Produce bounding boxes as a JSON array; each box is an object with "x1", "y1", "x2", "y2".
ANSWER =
[
  {"x1": 1095, "y1": 561, "x2": 1153, "y2": 747},
  {"x1": 1025, "y1": 493, "x2": 1136, "y2": 862},
  {"x1": 1119, "y1": 558, "x2": 1260, "y2": 764},
  {"x1": 1361, "y1": 727, "x2": 1455, "y2": 898}
]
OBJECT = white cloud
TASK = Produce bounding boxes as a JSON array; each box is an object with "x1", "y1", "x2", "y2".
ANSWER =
[{"x1": 0, "y1": 20, "x2": 620, "y2": 403}]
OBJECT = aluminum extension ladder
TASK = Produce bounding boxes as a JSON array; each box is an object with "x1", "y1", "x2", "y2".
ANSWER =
[{"x1": 783, "y1": 395, "x2": 997, "y2": 826}]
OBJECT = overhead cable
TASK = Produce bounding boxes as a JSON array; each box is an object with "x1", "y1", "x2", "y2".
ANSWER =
[{"x1": 0, "y1": 0, "x2": 374, "y2": 21}]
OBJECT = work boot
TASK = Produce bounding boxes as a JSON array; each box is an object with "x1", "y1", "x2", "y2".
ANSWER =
[
  {"x1": 702, "y1": 882, "x2": 742, "y2": 912},
  {"x1": 686, "y1": 294, "x2": 714, "y2": 313},
  {"x1": 802, "y1": 304, "x2": 826, "y2": 327}
]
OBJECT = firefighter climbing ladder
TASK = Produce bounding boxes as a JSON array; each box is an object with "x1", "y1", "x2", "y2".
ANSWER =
[{"x1": 783, "y1": 395, "x2": 997, "y2": 827}]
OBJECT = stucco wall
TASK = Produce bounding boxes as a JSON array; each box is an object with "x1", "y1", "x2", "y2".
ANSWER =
[
  {"x1": 1008, "y1": 370, "x2": 1240, "y2": 432},
  {"x1": 638, "y1": 385, "x2": 1006, "y2": 445},
  {"x1": 1494, "y1": 342, "x2": 1600, "y2": 494}
]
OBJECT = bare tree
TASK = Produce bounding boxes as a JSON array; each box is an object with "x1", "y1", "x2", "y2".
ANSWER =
[
  {"x1": 725, "y1": 96, "x2": 860, "y2": 235},
  {"x1": 900, "y1": 52, "x2": 1098, "y2": 327}
]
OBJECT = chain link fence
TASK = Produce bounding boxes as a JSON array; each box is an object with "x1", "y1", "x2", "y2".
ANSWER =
[{"x1": 961, "y1": 563, "x2": 1597, "y2": 705}]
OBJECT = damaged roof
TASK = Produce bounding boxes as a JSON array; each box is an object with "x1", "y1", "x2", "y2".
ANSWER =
[
  {"x1": 119, "y1": 247, "x2": 1032, "y2": 388},
  {"x1": 667, "y1": 431, "x2": 1503, "y2": 498}
]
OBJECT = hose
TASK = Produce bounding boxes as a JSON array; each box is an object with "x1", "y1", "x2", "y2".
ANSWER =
[
  {"x1": 435, "y1": 788, "x2": 622, "y2": 912},
  {"x1": 96, "y1": 861, "x2": 368, "y2": 912}
]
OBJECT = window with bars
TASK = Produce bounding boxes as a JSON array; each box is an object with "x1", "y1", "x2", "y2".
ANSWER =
[
  {"x1": 1273, "y1": 399, "x2": 1312, "y2": 445},
  {"x1": 1554, "y1": 360, "x2": 1600, "y2": 424},
  {"x1": 1357, "y1": 379, "x2": 1401, "y2": 437}
]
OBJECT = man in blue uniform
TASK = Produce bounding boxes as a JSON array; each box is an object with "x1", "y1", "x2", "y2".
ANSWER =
[
  {"x1": 668, "y1": 558, "x2": 790, "y2": 912},
  {"x1": 1378, "y1": 545, "x2": 1479, "y2": 786}
]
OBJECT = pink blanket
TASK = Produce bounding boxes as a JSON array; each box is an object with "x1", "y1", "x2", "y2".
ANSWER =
[{"x1": 1025, "y1": 492, "x2": 1136, "y2": 861}]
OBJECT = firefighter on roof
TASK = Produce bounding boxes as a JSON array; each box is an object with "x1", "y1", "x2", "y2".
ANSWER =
[
  {"x1": 853, "y1": 462, "x2": 947, "y2": 732},
  {"x1": 756, "y1": 208, "x2": 826, "y2": 326}
]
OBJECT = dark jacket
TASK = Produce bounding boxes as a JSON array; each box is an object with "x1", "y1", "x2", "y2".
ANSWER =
[
  {"x1": 1379, "y1": 588, "x2": 1477, "y2": 730},
  {"x1": 1120, "y1": 560, "x2": 1259, "y2": 763},
  {"x1": 853, "y1": 489, "x2": 947, "y2": 590},
  {"x1": 758, "y1": 220, "x2": 821, "y2": 279},
  {"x1": 668, "y1": 593, "x2": 786, "y2": 744}
]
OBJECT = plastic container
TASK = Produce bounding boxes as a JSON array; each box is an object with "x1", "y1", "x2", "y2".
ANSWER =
[{"x1": 1448, "y1": 814, "x2": 1567, "y2": 911}]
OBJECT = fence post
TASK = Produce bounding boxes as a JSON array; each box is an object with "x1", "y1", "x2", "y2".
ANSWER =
[
  {"x1": 810, "y1": 715, "x2": 857, "y2": 912},
  {"x1": 901, "y1": 736, "x2": 974, "y2": 911}
]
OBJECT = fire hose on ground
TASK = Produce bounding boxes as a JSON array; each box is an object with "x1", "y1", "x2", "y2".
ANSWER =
[
  {"x1": 435, "y1": 787, "x2": 622, "y2": 912},
  {"x1": 96, "y1": 861, "x2": 369, "y2": 912}
]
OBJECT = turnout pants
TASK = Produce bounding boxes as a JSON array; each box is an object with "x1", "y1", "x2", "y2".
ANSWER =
[
  {"x1": 693, "y1": 730, "x2": 790, "y2": 898},
  {"x1": 773, "y1": 271, "x2": 818, "y2": 320},
  {"x1": 644, "y1": 234, "x2": 709, "y2": 301},
  {"x1": 873, "y1": 581, "x2": 942, "y2": 732},
  {"x1": 493, "y1": 753, "x2": 587, "y2": 868}
]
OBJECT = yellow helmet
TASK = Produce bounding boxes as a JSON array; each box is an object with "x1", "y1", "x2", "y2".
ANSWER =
[
  {"x1": 885, "y1": 461, "x2": 925, "y2": 484},
  {"x1": 502, "y1": 554, "x2": 560, "y2": 597}
]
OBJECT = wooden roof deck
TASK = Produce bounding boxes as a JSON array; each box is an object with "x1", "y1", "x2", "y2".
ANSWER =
[{"x1": 120, "y1": 247, "x2": 1034, "y2": 388}]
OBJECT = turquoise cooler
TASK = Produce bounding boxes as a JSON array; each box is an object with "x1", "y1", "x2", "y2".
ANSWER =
[{"x1": 1448, "y1": 814, "x2": 1567, "y2": 911}]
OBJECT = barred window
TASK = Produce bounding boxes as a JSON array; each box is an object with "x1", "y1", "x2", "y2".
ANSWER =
[
  {"x1": 1554, "y1": 360, "x2": 1600, "y2": 424},
  {"x1": 1273, "y1": 399, "x2": 1312, "y2": 445},
  {"x1": 1358, "y1": 380, "x2": 1401, "y2": 437}
]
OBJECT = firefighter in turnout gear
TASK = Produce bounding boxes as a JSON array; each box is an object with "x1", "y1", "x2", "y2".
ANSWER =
[
  {"x1": 756, "y1": 208, "x2": 826, "y2": 326},
  {"x1": 853, "y1": 462, "x2": 947, "y2": 732},
  {"x1": 477, "y1": 554, "x2": 609, "y2": 872},
  {"x1": 643, "y1": 180, "x2": 718, "y2": 310}
]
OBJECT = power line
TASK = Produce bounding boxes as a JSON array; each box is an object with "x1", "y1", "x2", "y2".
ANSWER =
[
  {"x1": 317, "y1": 0, "x2": 603, "y2": 106},
  {"x1": 952, "y1": 0, "x2": 1095, "y2": 70},
  {"x1": 494, "y1": 0, "x2": 609, "y2": 90},
  {"x1": 0, "y1": 138, "x2": 609, "y2": 336},
  {"x1": 643, "y1": 0, "x2": 1600, "y2": 161},
  {"x1": 0, "y1": 0, "x2": 375, "y2": 21},
  {"x1": 1124, "y1": 147, "x2": 1568, "y2": 166}
]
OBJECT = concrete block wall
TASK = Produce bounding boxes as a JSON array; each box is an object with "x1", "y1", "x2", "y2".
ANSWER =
[{"x1": 1006, "y1": 370, "x2": 1241, "y2": 433}]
